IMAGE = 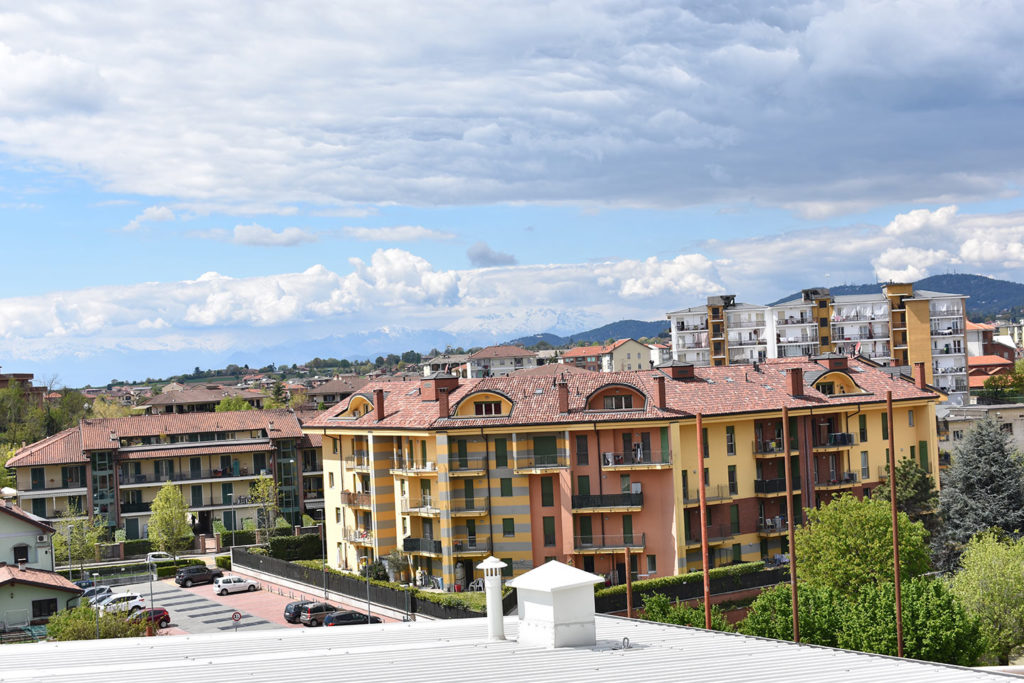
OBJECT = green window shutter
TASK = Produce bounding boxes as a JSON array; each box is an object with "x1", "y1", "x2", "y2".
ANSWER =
[
  {"x1": 623, "y1": 514, "x2": 633, "y2": 544},
  {"x1": 726, "y1": 425, "x2": 735, "y2": 455},
  {"x1": 859, "y1": 414, "x2": 868, "y2": 441},
  {"x1": 579, "y1": 516, "x2": 593, "y2": 543},
  {"x1": 730, "y1": 504, "x2": 740, "y2": 534},
  {"x1": 919, "y1": 440, "x2": 929, "y2": 472},
  {"x1": 464, "y1": 479, "x2": 474, "y2": 505},
  {"x1": 732, "y1": 543, "x2": 742, "y2": 563},
  {"x1": 542, "y1": 516, "x2": 556, "y2": 546},
  {"x1": 702, "y1": 427, "x2": 709, "y2": 457},
  {"x1": 620, "y1": 474, "x2": 631, "y2": 494},
  {"x1": 502, "y1": 518, "x2": 515, "y2": 537},
  {"x1": 660, "y1": 427, "x2": 669, "y2": 456},
  {"x1": 500, "y1": 478, "x2": 513, "y2": 497},
  {"x1": 501, "y1": 558, "x2": 513, "y2": 577},
  {"x1": 494, "y1": 438, "x2": 507, "y2": 468},
  {"x1": 881, "y1": 414, "x2": 889, "y2": 440},
  {"x1": 541, "y1": 477, "x2": 554, "y2": 506},
  {"x1": 577, "y1": 475, "x2": 590, "y2": 496},
  {"x1": 534, "y1": 436, "x2": 557, "y2": 456}
]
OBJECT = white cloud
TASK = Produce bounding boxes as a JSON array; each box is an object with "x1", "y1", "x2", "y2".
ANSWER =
[
  {"x1": 884, "y1": 205, "x2": 958, "y2": 236},
  {"x1": 871, "y1": 247, "x2": 955, "y2": 282},
  {"x1": 123, "y1": 205, "x2": 175, "y2": 232},
  {"x1": 233, "y1": 225, "x2": 317, "y2": 247},
  {"x1": 343, "y1": 226, "x2": 455, "y2": 241},
  {"x1": 467, "y1": 241, "x2": 517, "y2": 267}
]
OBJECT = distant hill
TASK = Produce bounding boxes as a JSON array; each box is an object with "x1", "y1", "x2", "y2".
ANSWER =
[
  {"x1": 769, "y1": 274, "x2": 1024, "y2": 319},
  {"x1": 505, "y1": 319, "x2": 670, "y2": 348}
]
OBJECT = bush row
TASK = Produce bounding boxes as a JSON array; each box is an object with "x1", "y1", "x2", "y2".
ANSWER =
[
  {"x1": 123, "y1": 539, "x2": 152, "y2": 556},
  {"x1": 594, "y1": 561, "x2": 766, "y2": 598},
  {"x1": 59, "y1": 557, "x2": 205, "y2": 580},
  {"x1": 268, "y1": 533, "x2": 323, "y2": 561},
  {"x1": 215, "y1": 555, "x2": 231, "y2": 570}
]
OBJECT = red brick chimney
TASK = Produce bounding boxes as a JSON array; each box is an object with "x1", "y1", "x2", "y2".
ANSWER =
[
  {"x1": 438, "y1": 387, "x2": 451, "y2": 418},
  {"x1": 653, "y1": 375, "x2": 666, "y2": 409},
  {"x1": 912, "y1": 362, "x2": 927, "y2": 390},
  {"x1": 787, "y1": 367, "x2": 804, "y2": 396},
  {"x1": 557, "y1": 382, "x2": 569, "y2": 413},
  {"x1": 373, "y1": 388, "x2": 385, "y2": 421}
]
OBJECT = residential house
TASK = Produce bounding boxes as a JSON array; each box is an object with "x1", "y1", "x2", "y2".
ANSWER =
[
  {"x1": 466, "y1": 346, "x2": 538, "y2": 378},
  {"x1": 307, "y1": 376, "x2": 369, "y2": 408},
  {"x1": 966, "y1": 321, "x2": 1017, "y2": 360},
  {"x1": 937, "y1": 403, "x2": 1024, "y2": 465},
  {"x1": 140, "y1": 384, "x2": 264, "y2": 414},
  {"x1": 599, "y1": 339, "x2": 653, "y2": 372},
  {"x1": 304, "y1": 355, "x2": 940, "y2": 589},
  {"x1": 560, "y1": 345, "x2": 603, "y2": 372},
  {"x1": 967, "y1": 355, "x2": 1015, "y2": 393},
  {"x1": 421, "y1": 354, "x2": 470, "y2": 378}
]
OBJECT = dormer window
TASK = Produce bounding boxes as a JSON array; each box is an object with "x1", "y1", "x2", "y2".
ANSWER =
[
  {"x1": 604, "y1": 395, "x2": 633, "y2": 410},
  {"x1": 817, "y1": 382, "x2": 835, "y2": 395},
  {"x1": 474, "y1": 401, "x2": 502, "y2": 416}
]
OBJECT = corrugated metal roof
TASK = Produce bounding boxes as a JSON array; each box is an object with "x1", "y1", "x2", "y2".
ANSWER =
[{"x1": 0, "y1": 616, "x2": 1013, "y2": 682}]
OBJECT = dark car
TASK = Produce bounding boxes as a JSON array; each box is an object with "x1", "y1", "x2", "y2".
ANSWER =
[
  {"x1": 175, "y1": 565, "x2": 223, "y2": 587},
  {"x1": 74, "y1": 579, "x2": 95, "y2": 589},
  {"x1": 129, "y1": 607, "x2": 171, "y2": 629},
  {"x1": 298, "y1": 602, "x2": 338, "y2": 627},
  {"x1": 324, "y1": 610, "x2": 382, "y2": 627},
  {"x1": 284, "y1": 600, "x2": 314, "y2": 624}
]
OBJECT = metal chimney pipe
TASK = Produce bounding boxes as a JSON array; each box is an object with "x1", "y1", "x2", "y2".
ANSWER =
[{"x1": 479, "y1": 556, "x2": 508, "y2": 641}]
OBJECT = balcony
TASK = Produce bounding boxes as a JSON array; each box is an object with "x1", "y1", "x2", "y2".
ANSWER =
[
  {"x1": 752, "y1": 439, "x2": 788, "y2": 456},
  {"x1": 600, "y1": 450, "x2": 672, "y2": 470},
  {"x1": 390, "y1": 460, "x2": 437, "y2": 476},
  {"x1": 452, "y1": 538, "x2": 491, "y2": 556},
  {"x1": 450, "y1": 498, "x2": 488, "y2": 517},
  {"x1": 931, "y1": 326, "x2": 963, "y2": 337},
  {"x1": 686, "y1": 524, "x2": 733, "y2": 546},
  {"x1": 930, "y1": 308, "x2": 963, "y2": 319},
  {"x1": 400, "y1": 496, "x2": 440, "y2": 515},
  {"x1": 683, "y1": 484, "x2": 732, "y2": 505},
  {"x1": 119, "y1": 502, "x2": 152, "y2": 514},
  {"x1": 343, "y1": 527, "x2": 374, "y2": 545},
  {"x1": 729, "y1": 336, "x2": 767, "y2": 348},
  {"x1": 677, "y1": 339, "x2": 710, "y2": 350},
  {"x1": 403, "y1": 537, "x2": 442, "y2": 555},
  {"x1": 118, "y1": 467, "x2": 264, "y2": 488},
  {"x1": 573, "y1": 532, "x2": 646, "y2": 552},
  {"x1": 939, "y1": 452, "x2": 952, "y2": 468},
  {"x1": 754, "y1": 478, "x2": 799, "y2": 495},
  {"x1": 340, "y1": 491, "x2": 372, "y2": 508},
  {"x1": 349, "y1": 451, "x2": 372, "y2": 471},
  {"x1": 675, "y1": 320, "x2": 708, "y2": 332},
  {"x1": 302, "y1": 489, "x2": 324, "y2": 501},
  {"x1": 571, "y1": 492, "x2": 643, "y2": 511},
  {"x1": 816, "y1": 472, "x2": 859, "y2": 489},
  {"x1": 513, "y1": 454, "x2": 567, "y2": 474},
  {"x1": 813, "y1": 433, "x2": 856, "y2": 450},
  {"x1": 777, "y1": 315, "x2": 814, "y2": 327},
  {"x1": 757, "y1": 518, "x2": 788, "y2": 535},
  {"x1": 448, "y1": 458, "x2": 487, "y2": 477},
  {"x1": 18, "y1": 483, "x2": 88, "y2": 499}
]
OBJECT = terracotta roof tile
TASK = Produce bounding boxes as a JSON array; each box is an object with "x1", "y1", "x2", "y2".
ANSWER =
[
  {"x1": 7, "y1": 428, "x2": 85, "y2": 467},
  {"x1": 81, "y1": 410, "x2": 303, "y2": 451},
  {"x1": 511, "y1": 364, "x2": 597, "y2": 377},
  {"x1": 561, "y1": 345, "x2": 604, "y2": 358},
  {"x1": 968, "y1": 355, "x2": 1014, "y2": 366},
  {"x1": 467, "y1": 345, "x2": 536, "y2": 360},
  {"x1": 308, "y1": 377, "x2": 369, "y2": 396},
  {"x1": 0, "y1": 564, "x2": 82, "y2": 593}
]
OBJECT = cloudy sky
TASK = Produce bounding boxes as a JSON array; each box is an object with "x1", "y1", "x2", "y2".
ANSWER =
[{"x1": 3, "y1": 1, "x2": 1024, "y2": 385}]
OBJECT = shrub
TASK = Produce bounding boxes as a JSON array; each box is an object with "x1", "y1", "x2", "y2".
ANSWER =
[
  {"x1": 215, "y1": 555, "x2": 231, "y2": 570},
  {"x1": 640, "y1": 593, "x2": 733, "y2": 631},
  {"x1": 268, "y1": 533, "x2": 323, "y2": 561},
  {"x1": 213, "y1": 519, "x2": 228, "y2": 536},
  {"x1": 302, "y1": 514, "x2": 317, "y2": 527},
  {"x1": 739, "y1": 583, "x2": 845, "y2": 647},
  {"x1": 47, "y1": 605, "x2": 147, "y2": 641},
  {"x1": 221, "y1": 530, "x2": 256, "y2": 547},
  {"x1": 123, "y1": 539, "x2": 152, "y2": 557},
  {"x1": 113, "y1": 528, "x2": 127, "y2": 543},
  {"x1": 594, "y1": 561, "x2": 766, "y2": 598},
  {"x1": 360, "y1": 559, "x2": 389, "y2": 581},
  {"x1": 271, "y1": 526, "x2": 294, "y2": 537},
  {"x1": 249, "y1": 547, "x2": 269, "y2": 556}
]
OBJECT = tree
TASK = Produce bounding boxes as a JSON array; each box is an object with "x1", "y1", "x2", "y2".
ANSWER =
[
  {"x1": 46, "y1": 605, "x2": 147, "y2": 641},
  {"x1": 839, "y1": 578, "x2": 984, "y2": 666},
  {"x1": 52, "y1": 503, "x2": 109, "y2": 579},
  {"x1": 932, "y1": 417, "x2": 1024, "y2": 571},
  {"x1": 950, "y1": 531, "x2": 1024, "y2": 664},
  {"x1": 872, "y1": 458, "x2": 938, "y2": 525},
  {"x1": 795, "y1": 494, "x2": 929, "y2": 596},
  {"x1": 288, "y1": 390, "x2": 307, "y2": 410},
  {"x1": 249, "y1": 474, "x2": 280, "y2": 543},
  {"x1": 215, "y1": 396, "x2": 254, "y2": 412},
  {"x1": 271, "y1": 381, "x2": 285, "y2": 402},
  {"x1": 738, "y1": 583, "x2": 844, "y2": 647},
  {"x1": 0, "y1": 444, "x2": 15, "y2": 489},
  {"x1": 90, "y1": 398, "x2": 134, "y2": 418},
  {"x1": 148, "y1": 481, "x2": 194, "y2": 560},
  {"x1": 640, "y1": 593, "x2": 733, "y2": 632}
]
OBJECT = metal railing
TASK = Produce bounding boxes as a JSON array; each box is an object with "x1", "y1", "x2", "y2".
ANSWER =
[
  {"x1": 688, "y1": 524, "x2": 732, "y2": 544},
  {"x1": 513, "y1": 454, "x2": 566, "y2": 469},
  {"x1": 450, "y1": 498, "x2": 488, "y2": 514},
  {"x1": 600, "y1": 450, "x2": 671, "y2": 466},
  {"x1": 400, "y1": 496, "x2": 438, "y2": 513},
  {"x1": 812, "y1": 432, "x2": 855, "y2": 448},
  {"x1": 24, "y1": 482, "x2": 86, "y2": 493},
  {"x1": 117, "y1": 468, "x2": 264, "y2": 486},
  {"x1": 343, "y1": 527, "x2": 374, "y2": 544},
  {"x1": 403, "y1": 537, "x2": 442, "y2": 554},
  {"x1": 119, "y1": 502, "x2": 152, "y2": 513},
  {"x1": 816, "y1": 471, "x2": 858, "y2": 487},
  {"x1": 449, "y1": 458, "x2": 487, "y2": 473},
  {"x1": 452, "y1": 538, "x2": 491, "y2": 553},
  {"x1": 683, "y1": 484, "x2": 732, "y2": 504},
  {"x1": 572, "y1": 492, "x2": 643, "y2": 509},
  {"x1": 754, "y1": 478, "x2": 791, "y2": 494},
  {"x1": 573, "y1": 532, "x2": 646, "y2": 550},
  {"x1": 341, "y1": 491, "x2": 372, "y2": 507},
  {"x1": 752, "y1": 439, "x2": 787, "y2": 455},
  {"x1": 391, "y1": 459, "x2": 437, "y2": 473}
]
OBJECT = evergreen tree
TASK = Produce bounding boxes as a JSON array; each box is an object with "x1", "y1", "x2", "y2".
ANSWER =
[
  {"x1": 872, "y1": 458, "x2": 938, "y2": 527},
  {"x1": 932, "y1": 417, "x2": 1024, "y2": 571}
]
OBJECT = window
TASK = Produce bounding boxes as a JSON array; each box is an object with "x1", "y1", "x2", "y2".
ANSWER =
[
  {"x1": 1002, "y1": 423, "x2": 1014, "y2": 434},
  {"x1": 623, "y1": 514, "x2": 633, "y2": 544},
  {"x1": 575, "y1": 435, "x2": 589, "y2": 465},
  {"x1": 646, "y1": 554, "x2": 657, "y2": 574},
  {"x1": 910, "y1": 445, "x2": 916, "y2": 463},
  {"x1": 577, "y1": 475, "x2": 590, "y2": 496},
  {"x1": 881, "y1": 415, "x2": 889, "y2": 441},
  {"x1": 541, "y1": 477, "x2": 554, "y2": 506},
  {"x1": 335, "y1": 508, "x2": 341, "y2": 524},
  {"x1": 908, "y1": 410, "x2": 914, "y2": 427},
  {"x1": 952, "y1": 430, "x2": 963, "y2": 440},
  {"x1": 474, "y1": 401, "x2": 502, "y2": 416},
  {"x1": 702, "y1": 427, "x2": 709, "y2": 458},
  {"x1": 703, "y1": 467, "x2": 709, "y2": 486},
  {"x1": 859, "y1": 415, "x2": 868, "y2": 442},
  {"x1": 494, "y1": 438, "x2": 508, "y2": 468},
  {"x1": 732, "y1": 543, "x2": 742, "y2": 563},
  {"x1": 328, "y1": 472, "x2": 335, "y2": 488},
  {"x1": 533, "y1": 436, "x2": 557, "y2": 457},
  {"x1": 13, "y1": 544, "x2": 29, "y2": 565},
  {"x1": 502, "y1": 518, "x2": 515, "y2": 537},
  {"x1": 500, "y1": 478, "x2": 513, "y2": 497},
  {"x1": 817, "y1": 382, "x2": 835, "y2": 395},
  {"x1": 860, "y1": 451, "x2": 869, "y2": 479},
  {"x1": 725, "y1": 426, "x2": 735, "y2": 455},
  {"x1": 819, "y1": 318, "x2": 828, "y2": 328},
  {"x1": 620, "y1": 474, "x2": 631, "y2": 494},
  {"x1": 603, "y1": 395, "x2": 634, "y2": 410},
  {"x1": 919, "y1": 440, "x2": 929, "y2": 472},
  {"x1": 32, "y1": 598, "x2": 58, "y2": 619},
  {"x1": 728, "y1": 465, "x2": 737, "y2": 495},
  {"x1": 730, "y1": 504, "x2": 740, "y2": 534},
  {"x1": 455, "y1": 439, "x2": 468, "y2": 469},
  {"x1": 579, "y1": 516, "x2": 593, "y2": 544},
  {"x1": 542, "y1": 516, "x2": 556, "y2": 546}
]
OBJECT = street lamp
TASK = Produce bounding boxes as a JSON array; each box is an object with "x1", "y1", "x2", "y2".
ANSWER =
[
  {"x1": 91, "y1": 572, "x2": 100, "y2": 639},
  {"x1": 318, "y1": 509, "x2": 327, "y2": 600}
]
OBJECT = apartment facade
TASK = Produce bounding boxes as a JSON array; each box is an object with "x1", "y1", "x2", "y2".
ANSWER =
[
  {"x1": 667, "y1": 284, "x2": 969, "y2": 404},
  {"x1": 466, "y1": 345, "x2": 538, "y2": 378},
  {"x1": 7, "y1": 411, "x2": 322, "y2": 538},
  {"x1": 304, "y1": 357, "x2": 940, "y2": 590}
]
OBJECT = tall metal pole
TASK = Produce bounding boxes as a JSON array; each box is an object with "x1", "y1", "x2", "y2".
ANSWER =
[
  {"x1": 695, "y1": 413, "x2": 711, "y2": 629},
  {"x1": 365, "y1": 555, "x2": 371, "y2": 621},
  {"x1": 886, "y1": 391, "x2": 904, "y2": 658},
  {"x1": 624, "y1": 549, "x2": 633, "y2": 618},
  {"x1": 782, "y1": 406, "x2": 799, "y2": 642},
  {"x1": 92, "y1": 572, "x2": 100, "y2": 639},
  {"x1": 320, "y1": 510, "x2": 328, "y2": 600}
]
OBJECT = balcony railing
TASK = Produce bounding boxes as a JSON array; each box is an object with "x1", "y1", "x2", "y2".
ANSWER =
[
  {"x1": 341, "y1": 491, "x2": 372, "y2": 507},
  {"x1": 449, "y1": 458, "x2": 487, "y2": 474},
  {"x1": 754, "y1": 478, "x2": 798, "y2": 494},
  {"x1": 400, "y1": 496, "x2": 439, "y2": 513},
  {"x1": 687, "y1": 524, "x2": 732, "y2": 544},
  {"x1": 777, "y1": 315, "x2": 813, "y2": 326},
  {"x1": 675, "y1": 321, "x2": 708, "y2": 332},
  {"x1": 452, "y1": 538, "x2": 491, "y2": 554},
  {"x1": 600, "y1": 450, "x2": 671, "y2": 467},
  {"x1": 302, "y1": 489, "x2": 324, "y2": 500},
  {"x1": 816, "y1": 472, "x2": 859, "y2": 487},
  {"x1": 572, "y1": 493, "x2": 643, "y2": 510},
  {"x1": 757, "y1": 518, "x2": 789, "y2": 533},
  {"x1": 573, "y1": 533, "x2": 645, "y2": 550},
  {"x1": 752, "y1": 439, "x2": 787, "y2": 455},
  {"x1": 514, "y1": 454, "x2": 567, "y2": 470},
  {"x1": 118, "y1": 468, "x2": 264, "y2": 486},
  {"x1": 812, "y1": 432, "x2": 855, "y2": 448},
  {"x1": 343, "y1": 527, "x2": 374, "y2": 544},
  {"x1": 683, "y1": 484, "x2": 732, "y2": 504},
  {"x1": 119, "y1": 502, "x2": 152, "y2": 513},
  {"x1": 450, "y1": 498, "x2": 488, "y2": 514},
  {"x1": 350, "y1": 451, "x2": 371, "y2": 469},
  {"x1": 391, "y1": 460, "x2": 437, "y2": 473},
  {"x1": 403, "y1": 537, "x2": 442, "y2": 554}
]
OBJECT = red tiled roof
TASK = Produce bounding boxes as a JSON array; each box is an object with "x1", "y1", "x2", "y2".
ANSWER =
[
  {"x1": 561, "y1": 345, "x2": 604, "y2": 358},
  {"x1": 308, "y1": 376, "x2": 369, "y2": 396},
  {"x1": 0, "y1": 501, "x2": 55, "y2": 534},
  {"x1": 80, "y1": 410, "x2": 303, "y2": 450},
  {"x1": 511, "y1": 364, "x2": 597, "y2": 377},
  {"x1": 8, "y1": 428, "x2": 85, "y2": 467},
  {"x1": 305, "y1": 357, "x2": 938, "y2": 430},
  {"x1": 142, "y1": 386, "x2": 263, "y2": 407},
  {"x1": 467, "y1": 345, "x2": 535, "y2": 360},
  {"x1": 300, "y1": 432, "x2": 323, "y2": 448},
  {"x1": 966, "y1": 321, "x2": 995, "y2": 331},
  {"x1": 968, "y1": 355, "x2": 1014, "y2": 367},
  {"x1": 0, "y1": 564, "x2": 82, "y2": 594}
]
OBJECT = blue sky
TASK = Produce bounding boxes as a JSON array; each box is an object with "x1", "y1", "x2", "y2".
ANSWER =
[{"x1": 3, "y1": 1, "x2": 1024, "y2": 386}]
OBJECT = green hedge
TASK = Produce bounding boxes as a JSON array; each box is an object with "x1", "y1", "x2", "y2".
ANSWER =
[
  {"x1": 221, "y1": 530, "x2": 257, "y2": 546},
  {"x1": 268, "y1": 533, "x2": 323, "y2": 561},
  {"x1": 123, "y1": 539, "x2": 152, "y2": 556},
  {"x1": 58, "y1": 557, "x2": 204, "y2": 579},
  {"x1": 215, "y1": 555, "x2": 231, "y2": 570},
  {"x1": 594, "y1": 561, "x2": 766, "y2": 599}
]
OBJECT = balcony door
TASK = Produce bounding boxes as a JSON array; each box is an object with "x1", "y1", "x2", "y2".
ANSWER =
[
  {"x1": 190, "y1": 457, "x2": 202, "y2": 479},
  {"x1": 422, "y1": 518, "x2": 434, "y2": 540}
]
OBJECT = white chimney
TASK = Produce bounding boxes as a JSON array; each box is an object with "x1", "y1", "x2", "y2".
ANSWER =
[
  {"x1": 479, "y1": 556, "x2": 508, "y2": 641},
  {"x1": 506, "y1": 560, "x2": 604, "y2": 648}
]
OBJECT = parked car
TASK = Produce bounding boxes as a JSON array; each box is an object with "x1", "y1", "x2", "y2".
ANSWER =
[
  {"x1": 82, "y1": 585, "x2": 112, "y2": 604},
  {"x1": 323, "y1": 610, "x2": 382, "y2": 627},
  {"x1": 129, "y1": 607, "x2": 170, "y2": 629},
  {"x1": 146, "y1": 551, "x2": 173, "y2": 564},
  {"x1": 97, "y1": 592, "x2": 146, "y2": 614},
  {"x1": 74, "y1": 579, "x2": 95, "y2": 590},
  {"x1": 284, "y1": 600, "x2": 314, "y2": 624},
  {"x1": 299, "y1": 602, "x2": 338, "y2": 627},
  {"x1": 175, "y1": 565, "x2": 223, "y2": 587},
  {"x1": 213, "y1": 575, "x2": 260, "y2": 595}
]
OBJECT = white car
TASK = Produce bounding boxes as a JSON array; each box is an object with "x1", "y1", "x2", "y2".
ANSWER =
[
  {"x1": 97, "y1": 592, "x2": 146, "y2": 614},
  {"x1": 146, "y1": 551, "x2": 173, "y2": 564},
  {"x1": 213, "y1": 575, "x2": 261, "y2": 595}
]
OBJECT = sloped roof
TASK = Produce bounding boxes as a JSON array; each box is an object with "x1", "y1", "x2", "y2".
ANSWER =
[
  {"x1": 969, "y1": 355, "x2": 1014, "y2": 367},
  {"x1": 468, "y1": 345, "x2": 536, "y2": 360},
  {"x1": 967, "y1": 321, "x2": 995, "y2": 331},
  {"x1": 8, "y1": 427, "x2": 85, "y2": 467},
  {"x1": 81, "y1": 410, "x2": 303, "y2": 450},
  {"x1": 0, "y1": 564, "x2": 81, "y2": 593},
  {"x1": 142, "y1": 385, "x2": 263, "y2": 406},
  {"x1": 308, "y1": 376, "x2": 369, "y2": 397},
  {"x1": 0, "y1": 501, "x2": 55, "y2": 534},
  {"x1": 561, "y1": 345, "x2": 603, "y2": 358},
  {"x1": 511, "y1": 364, "x2": 597, "y2": 377}
]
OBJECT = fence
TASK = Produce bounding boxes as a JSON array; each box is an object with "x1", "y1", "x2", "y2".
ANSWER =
[
  {"x1": 231, "y1": 548, "x2": 492, "y2": 620},
  {"x1": 593, "y1": 567, "x2": 789, "y2": 613}
]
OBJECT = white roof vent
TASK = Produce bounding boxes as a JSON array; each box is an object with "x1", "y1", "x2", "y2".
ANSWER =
[{"x1": 506, "y1": 560, "x2": 604, "y2": 648}]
